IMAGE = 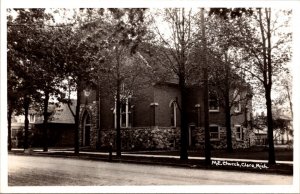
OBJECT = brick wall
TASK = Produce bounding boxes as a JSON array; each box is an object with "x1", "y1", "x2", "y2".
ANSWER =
[
  {"x1": 79, "y1": 81, "x2": 253, "y2": 150},
  {"x1": 99, "y1": 95, "x2": 114, "y2": 129},
  {"x1": 132, "y1": 85, "x2": 154, "y2": 127},
  {"x1": 154, "y1": 84, "x2": 181, "y2": 127}
]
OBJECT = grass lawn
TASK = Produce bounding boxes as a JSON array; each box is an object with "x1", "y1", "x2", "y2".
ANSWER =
[{"x1": 128, "y1": 146, "x2": 293, "y2": 161}]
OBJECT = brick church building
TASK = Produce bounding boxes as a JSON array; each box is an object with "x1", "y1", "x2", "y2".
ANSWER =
[{"x1": 78, "y1": 76, "x2": 254, "y2": 151}]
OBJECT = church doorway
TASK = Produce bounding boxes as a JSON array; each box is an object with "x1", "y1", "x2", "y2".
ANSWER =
[{"x1": 82, "y1": 111, "x2": 91, "y2": 146}]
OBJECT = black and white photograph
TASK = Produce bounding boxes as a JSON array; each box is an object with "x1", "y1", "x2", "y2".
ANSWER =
[{"x1": 1, "y1": 0, "x2": 299, "y2": 193}]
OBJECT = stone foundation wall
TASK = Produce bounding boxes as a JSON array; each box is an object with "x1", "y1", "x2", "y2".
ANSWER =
[
  {"x1": 99, "y1": 126, "x2": 251, "y2": 151},
  {"x1": 191, "y1": 127, "x2": 226, "y2": 149},
  {"x1": 100, "y1": 127, "x2": 180, "y2": 151},
  {"x1": 191, "y1": 127, "x2": 251, "y2": 149},
  {"x1": 78, "y1": 102, "x2": 252, "y2": 151}
]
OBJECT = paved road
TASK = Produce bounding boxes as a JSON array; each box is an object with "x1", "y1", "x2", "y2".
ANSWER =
[{"x1": 8, "y1": 154, "x2": 292, "y2": 186}]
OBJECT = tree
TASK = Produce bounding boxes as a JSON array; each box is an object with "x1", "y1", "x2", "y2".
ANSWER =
[
  {"x1": 7, "y1": 9, "x2": 66, "y2": 152},
  {"x1": 207, "y1": 8, "x2": 254, "y2": 153},
  {"x1": 52, "y1": 8, "x2": 148, "y2": 155},
  {"x1": 273, "y1": 71, "x2": 293, "y2": 120},
  {"x1": 271, "y1": 70, "x2": 293, "y2": 144},
  {"x1": 231, "y1": 9, "x2": 292, "y2": 164},
  {"x1": 62, "y1": 22, "x2": 103, "y2": 154},
  {"x1": 7, "y1": 10, "x2": 23, "y2": 150},
  {"x1": 7, "y1": 65, "x2": 23, "y2": 151},
  {"x1": 7, "y1": 9, "x2": 54, "y2": 150},
  {"x1": 149, "y1": 8, "x2": 200, "y2": 160},
  {"x1": 200, "y1": 8, "x2": 211, "y2": 164},
  {"x1": 99, "y1": 8, "x2": 148, "y2": 157}
]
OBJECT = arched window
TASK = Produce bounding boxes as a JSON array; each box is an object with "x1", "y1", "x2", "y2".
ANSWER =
[
  {"x1": 170, "y1": 100, "x2": 177, "y2": 127},
  {"x1": 82, "y1": 111, "x2": 91, "y2": 146}
]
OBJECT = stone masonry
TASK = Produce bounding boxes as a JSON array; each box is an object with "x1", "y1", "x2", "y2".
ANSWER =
[
  {"x1": 79, "y1": 103, "x2": 99, "y2": 149},
  {"x1": 100, "y1": 127, "x2": 181, "y2": 151},
  {"x1": 98, "y1": 126, "x2": 252, "y2": 151}
]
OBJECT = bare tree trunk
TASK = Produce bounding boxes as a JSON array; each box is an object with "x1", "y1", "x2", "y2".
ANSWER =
[
  {"x1": 258, "y1": 8, "x2": 276, "y2": 165},
  {"x1": 266, "y1": 8, "x2": 276, "y2": 165},
  {"x1": 8, "y1": 103, "x2": 13, "y2": 151},
  {"x1": 43, "y1": 91, "x2": 50, "y2": 152},
  {"x1": 23, "y1": 97, "x2": 30, "y2": 150},
  {"x1": 74, "y1": 80, "x2": 81, "y2": 154},
  {"x1": 96, "y1": 81, "x2": 102, "y2": 150},
  {"x1": 116, "y1": 47, "x2": 122, "y2": 158},
  {"x1": 116, "y1": 78, "x2": 121, "y2": 158},
  {"x1": 179, "y1": 74, "x2": 188, "y2": 160},
  {"x1": 284, "y1": 84, "x2": 291, "y2": 143},
  {"x1": 224, "y1": 53, "x2": 233, "y2": 152},
  {"x1": 225, "y1": 94, "x2": 233, "y2": 152},
  {"x1": 266, "y1": 86, "x2": 275, "y2": 164},
  {"x1": 201, "y1": 8, "x2": 211, "y2": 165}
]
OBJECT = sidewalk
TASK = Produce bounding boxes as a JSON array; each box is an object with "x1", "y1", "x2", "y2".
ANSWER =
[
  {"x1": 24, "y1": 148, "x2": 292, "y2": 165},
  {"x1": 10, "y1": 148, "x2": 293, "y2": 175}
]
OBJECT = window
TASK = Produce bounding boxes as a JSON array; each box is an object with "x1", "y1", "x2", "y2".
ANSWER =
[
  {"x1": 114, "y1": 97, "x2": 132, "y2": 128},
  {"x1": 121, "y1": 98, "x2": 132, "y2": 128},
  {"x1": 233, "y1": 94, "x2": 241, "y2": 113},
  {"x1": 121, "y1": 101, "x2": 127, "y2": 128},
  {"x1": 170, "y1": 101, "x2": 177, "y2": 127},
  {"x1": 210, "y1": 125, "x2": 220, "y2": 140},
  {"x1": 235, "y1": 125, "x2": 243, "y2": 140},
  {"x1": 29, "y1": 114, "x2": 35, "y2": 123},
  {"x1": 209, "y1": 91, "x2": 219, "y2": 112},
  {"x1": 82, "y1": 112, "x2": 91, "y2": 146},
  {"x1": 150, "y1": 102, "x2": 158, "y2": 126}
]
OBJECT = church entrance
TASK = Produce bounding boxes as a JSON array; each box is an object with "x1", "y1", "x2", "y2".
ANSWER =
[{"x1": 82, "y1": 111, "x2": 91, "y2": 146}]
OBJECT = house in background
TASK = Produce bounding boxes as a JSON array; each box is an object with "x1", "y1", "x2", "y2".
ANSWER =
[
  {"x1": 11, "y1": 109, "x2": 38, "y2": 148},
  {"x1": 253, "y1": 128, "x2": 268, "y2": 145},
  {"x1": 10, "y1": 101, "x2": 76, "y2": 148},
  {"x1": 252, "y1": 111, "x2": 293, "y2": 147}
]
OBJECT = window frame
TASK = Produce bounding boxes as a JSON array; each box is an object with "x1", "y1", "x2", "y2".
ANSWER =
[
  {"x1": 233, "y1": 94, "x2": 242, "y2": 113},
  {"x1": 209, "y1": 92, "x2": 220, "y2": 112},
  {"x1": 170, "y1": 100, "x2": 177, "y2": 127},
  {"x1": 209, "y1": 125, "x2": 220, "y2": 140},
  {"x1": 114, "y1": 96, "x2": 132, "y2": 128},
  {"x1": 235, "y1": 125, "x2": 243, "y2": 140},
  {"x1": 29, "y1": 114, "x2": 35, "y2": 123}
]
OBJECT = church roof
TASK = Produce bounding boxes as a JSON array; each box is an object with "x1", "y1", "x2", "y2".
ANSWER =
[{"x1": 49, "y1": 100, "x2": 76, "y2": 124}]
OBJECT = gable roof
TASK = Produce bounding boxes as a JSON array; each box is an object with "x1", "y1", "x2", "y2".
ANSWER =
[{"x1": 49, "y1": 100, "x2": 76, "y2": 124}]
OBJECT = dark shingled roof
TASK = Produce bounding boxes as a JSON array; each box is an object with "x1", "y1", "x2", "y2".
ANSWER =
[{"x1": 49, "y1": 100, "x2": 76, "y2": 124}]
